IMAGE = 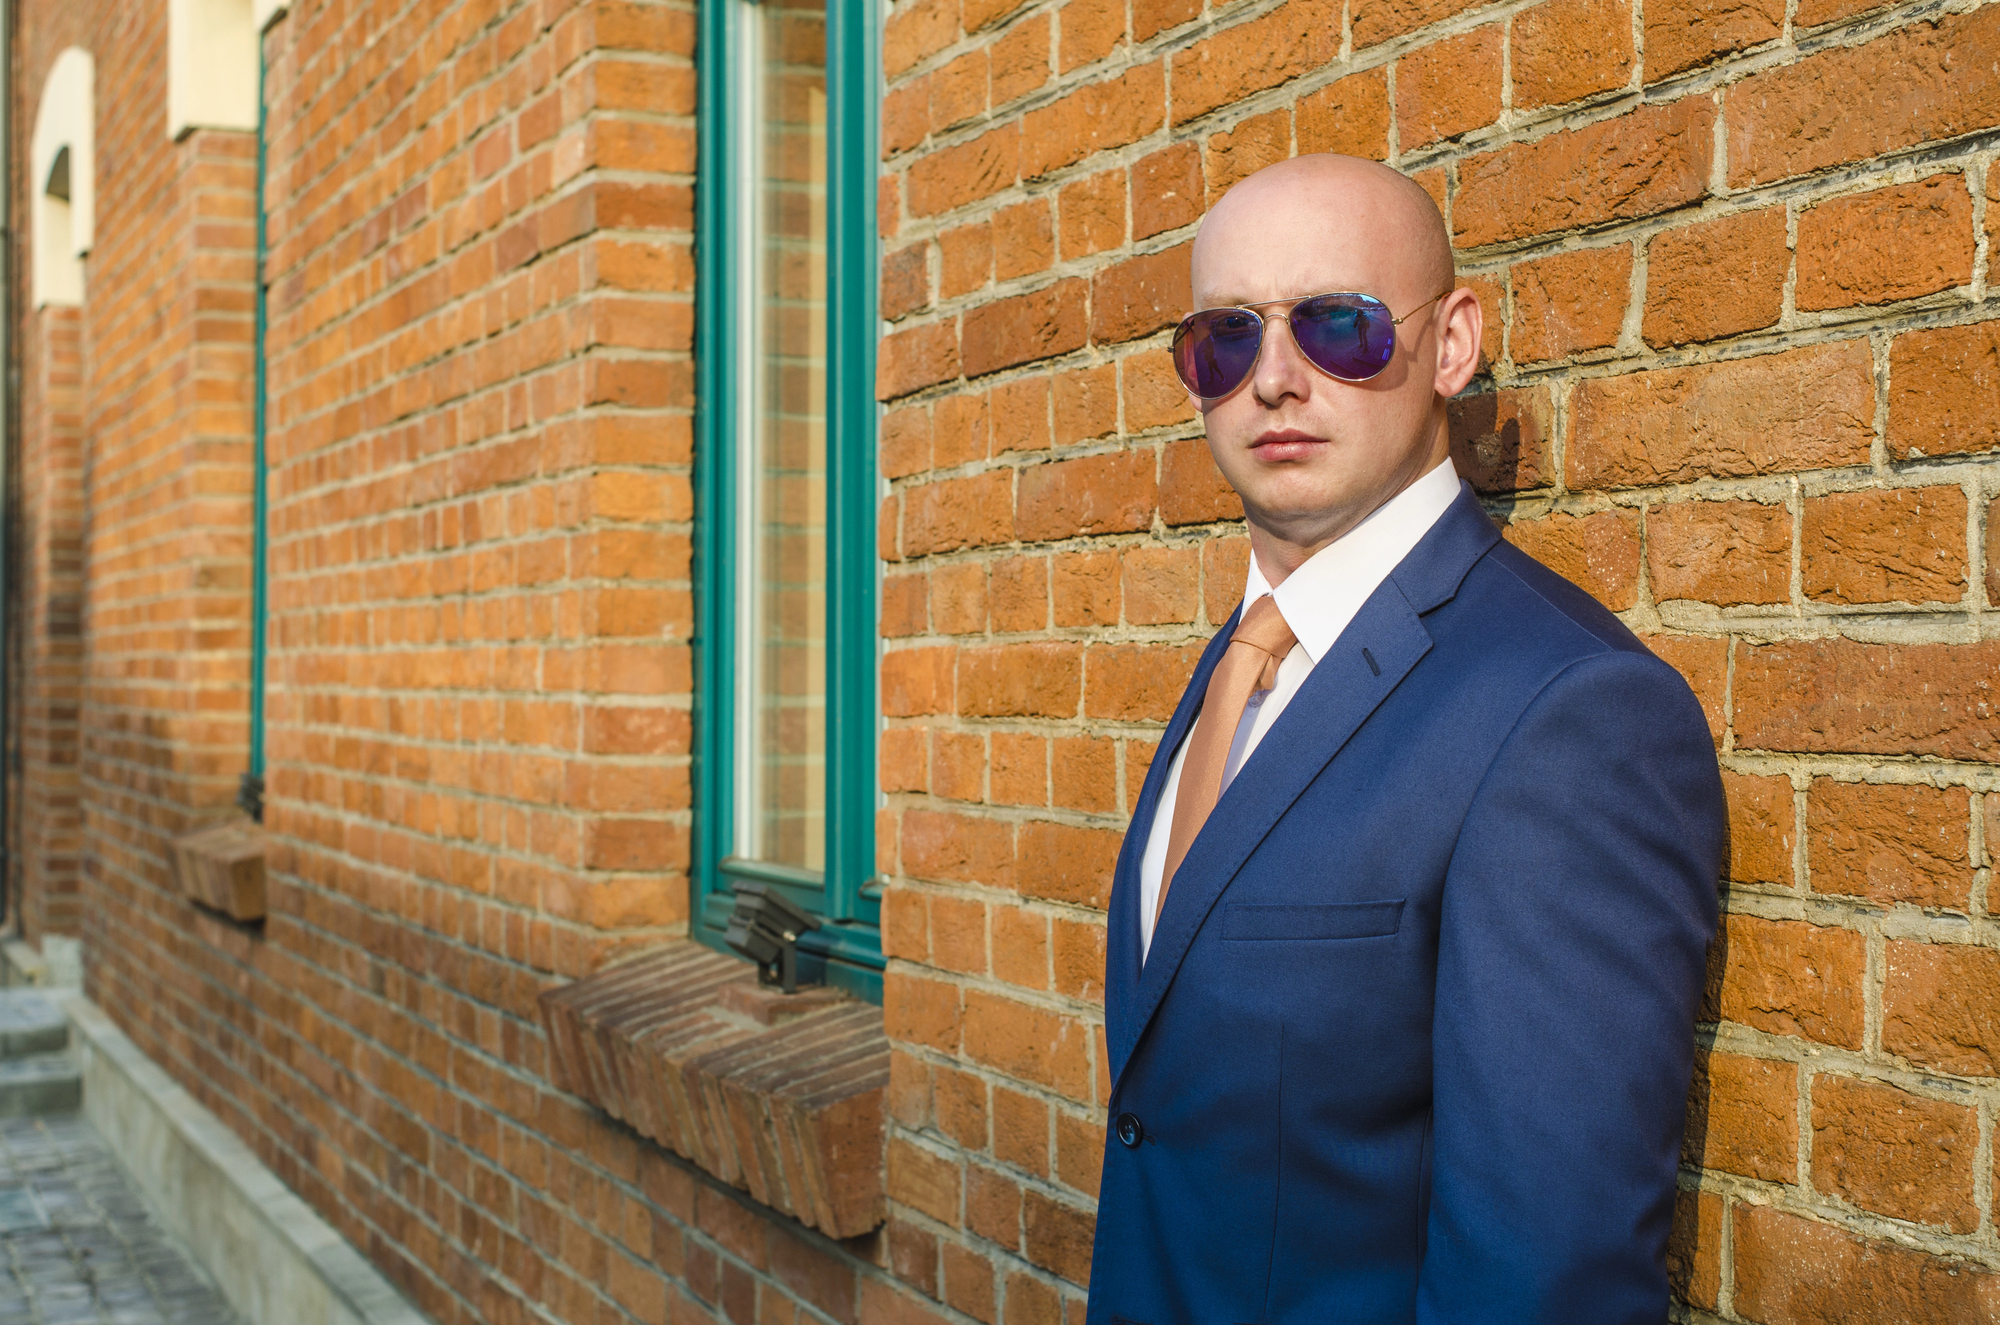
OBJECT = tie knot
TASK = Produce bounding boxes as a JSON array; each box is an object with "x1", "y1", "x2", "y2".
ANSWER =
[{"x1": 1232, "y1": 594, "x2": 1297, "y2": 663}]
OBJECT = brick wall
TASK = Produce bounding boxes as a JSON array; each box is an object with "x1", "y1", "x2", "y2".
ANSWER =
[
  {"x1": 6, "y1": 0, "x2": 1997, "y2": 1323},
  {"x1": 873, "y1": 0, "x2": 2000, "y2": 1319}
]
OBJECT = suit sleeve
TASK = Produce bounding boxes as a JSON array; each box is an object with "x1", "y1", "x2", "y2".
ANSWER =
[{"x1": 1417, "y1": 648, "x2": 1724, "y2": 1325}]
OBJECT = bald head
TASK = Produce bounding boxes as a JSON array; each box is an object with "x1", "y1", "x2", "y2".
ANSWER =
[{"x1": 1191, "y1": 155, "x2": 1454, "y2": 310}]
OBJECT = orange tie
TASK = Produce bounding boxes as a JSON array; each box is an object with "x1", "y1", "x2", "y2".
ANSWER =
[{"x1": 1158, "y1": 595, "x2": 1298, "y2": 924}]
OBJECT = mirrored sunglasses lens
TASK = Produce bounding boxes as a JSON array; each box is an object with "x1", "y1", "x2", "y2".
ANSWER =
[
  {"x1": 1291, "y1": 294, "x2": 1395, "y2": 381},
  {"x1": 1173, "y1": 308, "x2": 1264, "y2": 398}
]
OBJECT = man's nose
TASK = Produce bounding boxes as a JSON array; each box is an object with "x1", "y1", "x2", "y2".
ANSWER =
[{"x1": 1252, "y1": 312, "x2": 1314, "y2": 403}]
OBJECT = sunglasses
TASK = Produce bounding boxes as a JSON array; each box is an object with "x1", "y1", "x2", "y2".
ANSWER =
[{"x1": 1170, "y1": 288, "x2": 1453, "y2": 400}]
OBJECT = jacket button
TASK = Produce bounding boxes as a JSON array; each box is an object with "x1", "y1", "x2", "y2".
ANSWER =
[{"x1": 1115, "y1": 1112, "x2": 1144, "y2": 1148}]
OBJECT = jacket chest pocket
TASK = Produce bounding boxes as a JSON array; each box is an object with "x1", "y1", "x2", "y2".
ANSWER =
[{"x1": 1219, "y1": 899, "x2": 1404, "y2": 941}]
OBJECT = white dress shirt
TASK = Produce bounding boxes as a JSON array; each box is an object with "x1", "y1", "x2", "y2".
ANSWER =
[{"x1": 1138, "y1": 458, "x2": 1463, "y2": 960}]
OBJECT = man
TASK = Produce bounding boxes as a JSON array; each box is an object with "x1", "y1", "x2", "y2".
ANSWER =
[{"x1": 1085, "y1": 155, "x2": 1723, "y2": 1323}]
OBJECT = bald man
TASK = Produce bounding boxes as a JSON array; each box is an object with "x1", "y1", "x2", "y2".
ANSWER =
[{"x1": 1085, "y1": 156, "x2": 1723, "y2": 1324}]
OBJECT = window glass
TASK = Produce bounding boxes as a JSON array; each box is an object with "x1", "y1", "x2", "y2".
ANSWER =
[{"x1": 739, "y1": 0, "x2": 828, "y2": 872}]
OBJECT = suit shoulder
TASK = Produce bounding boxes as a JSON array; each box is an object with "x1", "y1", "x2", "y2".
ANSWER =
[{"x1": 1465, "y1": 537, "x2": 1654, "y2": 657}]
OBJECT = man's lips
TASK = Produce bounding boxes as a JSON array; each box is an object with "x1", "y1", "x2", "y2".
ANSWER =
[{"x1": 1250, "y1": 429, "x2": 1328, "y2": 461}]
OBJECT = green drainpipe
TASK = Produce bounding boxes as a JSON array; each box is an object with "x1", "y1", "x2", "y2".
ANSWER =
[{"x1": 238, "y1": 44, "x2": 268, "y2": 823}]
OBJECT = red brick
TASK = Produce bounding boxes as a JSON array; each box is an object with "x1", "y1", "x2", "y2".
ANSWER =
[
  {"x1": 1396, "y1": 26, "x2": 1503, "y2": 149},
  {"x1": 1666, "y1": 1190, "x2": 1723, "y2": 1312},
  {"x1": 1051, "y1": 918, "x2": 1107, "y2": 1004},
  {"x1": 1808, "y1": 781, "x2": 1970, "y2": 909},
  {"x1": 1796, "y1": 176, "x2": 1976, "y2": 310},
  {"x1": 992, "y1": 908, "x2": 1050, "y2": 991},
  {"x1": 1203, "y1": 110, "x2": 1291, "y2": 204},
  {"x1": 1734, "y1": 1204, "x2": 2000, "y2": 1323},
  {"x1": 1646, "y1": 500, "x2": 1790, "y2": 606},
  {"x1": 1160, "y1": 438, "x2": 1242, "y2": 526},
  {"x1": 1500, "y1": 509, "x2": 1641, "y2": 611},
  {"x1": 1804, "y1": 487, "x2": 1967, "y2": 606},
  {"x1": 932, "y1": 731, "x2": 986, "y2": 801},
  {"x1": 1053, "y1": 551, "x2": 1121, "y2": 627},
  {"x1": 1169, "y1": 0, "x2": 1339, "y2": 124},
  {"x1": 942, "y1": 1244, "x2": 997, "y2": 1324},
  {"x1": 937, "y1": 392, "x2": 994, "y2": 467},
  {"x1": 1811, "y1": 1075, "x2": 1977, "y2": 1232},
  {"x1": 1090, "y1": 243, "x2": 1193, "y2": 347},
  {"x1": 1645, "y1": 634, "x2": 1727, "y2": 747},
  {"x1": 994, "y1": 200, "x2": 1055, "y2": 281},
  {"x1": 991, "y1": 732, "x2": 1048, "y2": 806},
  {"x1": 1295, "y1": 68, "x2": 1390, "y2": 160},
  {"x1": 964, "y1": 281, "x2": 1089, "y2": 379},
  {"x1": 990, "y1": 555, "x2": 1050, "y2": 632},
  {"x1": 1123, "y1": 350, "x2": 1199, "y2": 434},
  {"x1": 932, "y1": 50, "x2": 990, "y2": 133},
  {"x1": 884, "y1": 244, "x2": 932, "y2": 321},
  {"x1": 1512, "y1": 0, "x2": 1633, "y2": 108},
  {"x1": 1888, "y1": 321, "x2": 2000, "y2": 460},
  {"x1": 1121, "y1": 546, "x2": 1198, "y2": 625},
  {"x1": 1084, "y1": 643, "x2": 1205, "y2": 721},
  {"x1": 930, "y1": 893, "x2": 988, "y2": 971},
  {"x1": 1725, "y1": 7, "x2": 2000, "y2": 187},
  {"x1": 1353, "y1": 0, "x2": 1480, "y2": 47},
  {"x1": 994, "y1": 376, "x2": 1054, "y2": 454},
  {"x1": 885, "y1": 79, "x2": 933, "y2": 157},
  {"x1": 1735, "y1": 639, "x2": 2000, "y2": 762},
  {"x1": 1455, "y1": 98, "x2": 1713, "y2": 246},
  {"x1": 959, "y1": 644, "x2": 1083, "y2": 718},
  {"x1": 886, "y1": 0, "x2": 959, "y2": 78},
  {"x1": 1509, "y1": 245, "x2": 1633, "y2": 363},
  {"x1": 1706, "y1": 914, "x2": 1866, "y2": 1048},
  {"x1": 1723, "y1": 771, "x2": 1795, "y2": 887},
  {"x1": 1017, "y1": 823, "x2": 1120, "y2": 908},
  {"x1": 1051, "y1": 737, "x2": 1115, "y2": 814},
  {"x1": 942, "y1": 222, "x2": 995, "y2": 299},
  {"x1": 1021, "y1": 64, "x2": 1165, "y2": 179},
  {"x1": 1016, "y1": 452, "x2": 1157, "y2": 542},
  {"x1": 1567, "y1": 343, "x2": 1875, "y2": 487},
  {"x1": 1203, "y1": 537, "x2": 1253, "y2": 627},
  {"x1": 1683, "y1": 1052, "x2": 1797, "y2": 1182},
  {"x1": 1022, "y1": 1190, "x2": 1096, "y2": 1286},
  {"x1": 1054, "y1": 365, "x2": 1118, "y2": 445},
  {"x1": 885, "y1": 647, "x2": 958, "y2": 717},
  {"x1": 910, "y1": 125, "x2": 1021, "y2": 218},
  {"x1": 1644, "y1": 0, "x2": 1783, "y2": 79},
  {"x1": 961, "y1": 991, "x2": 1093, "y2": 1101},
  {"x1": 1131, "y1": 144, "x2": 1203, "y2": 241},
  {"x1": 902, "y1": 810, "x2": 1016, "y2": 889},
  {"x1": 993, "y1": 16, "x2": 1053, "y2": 105},
  {"x1": 905, "y1": 471, "x2": 1015, "y2": 555},
  {"x1": 1057, "y1": 170, "x2": 1125, "y2": 260},
  {"x1": 880, "y1": 321, "x2": 963, "y2": 401},
  {"x1": 1059, "y1": 0, "x2": 1123, "y2": 72},
  {"x1": 1883, "y1": 941, "x2": 2000, "y2": 1078},
  {"x1": 1448, "y1": 386, "x2": 1551, "y2": 494},
  {"x1": 1643, "y1": 207, "x2": 1789, "y2": 347}
]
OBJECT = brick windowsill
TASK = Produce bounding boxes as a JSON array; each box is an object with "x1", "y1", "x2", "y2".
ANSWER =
[{"x1": 540, "y1": 942, "x2": 888, "y2": 1239}]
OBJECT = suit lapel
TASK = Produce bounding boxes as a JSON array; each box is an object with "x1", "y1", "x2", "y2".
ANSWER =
[
  {"x1": 1110, "y1": 581, "x2": 1433, "y2": 1082},
  {"x1": 1108, "y1": 485, "x2": 1503, "y2": 1086},
  {"x1": 1104, "y1": 610, "x2": 1241, "y2": 1063}
]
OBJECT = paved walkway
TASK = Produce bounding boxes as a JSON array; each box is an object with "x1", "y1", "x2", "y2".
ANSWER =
[{"x1": 0, "y1": 1114, "x2": 238, "y2": 1325}]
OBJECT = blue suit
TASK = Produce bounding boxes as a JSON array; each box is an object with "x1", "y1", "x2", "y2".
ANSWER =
[{"x1": 1086, "y1": 484, "x2": 1723, "y2": 1324}]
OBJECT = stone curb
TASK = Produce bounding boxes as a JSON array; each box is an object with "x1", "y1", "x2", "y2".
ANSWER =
[{"x1": 61, "y1": 994, "x2": 430, "y2": 1325}]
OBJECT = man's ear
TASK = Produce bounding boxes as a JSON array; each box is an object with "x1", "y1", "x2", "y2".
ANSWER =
[{"x1": 1433, "y1": 287, "x2": 1484, "y2": 399}]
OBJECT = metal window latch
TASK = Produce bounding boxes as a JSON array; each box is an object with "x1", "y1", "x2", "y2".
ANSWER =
[{"x1": 723, "y1": 881, "x2": 822, "y2": 994}]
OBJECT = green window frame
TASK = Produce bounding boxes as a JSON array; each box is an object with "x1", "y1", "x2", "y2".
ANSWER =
[{"x1": 692, "y1": 0, "x2": 882, "y2": 1000}]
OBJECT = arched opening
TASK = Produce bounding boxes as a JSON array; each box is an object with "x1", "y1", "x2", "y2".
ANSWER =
[{"x1": 29, "y1": 48, "x2": 93, "y2": 307}]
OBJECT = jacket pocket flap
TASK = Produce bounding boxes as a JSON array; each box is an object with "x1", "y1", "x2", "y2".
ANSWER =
[{"x1": 1220, "y1": 899, "x2": 1405, "y2": 941}]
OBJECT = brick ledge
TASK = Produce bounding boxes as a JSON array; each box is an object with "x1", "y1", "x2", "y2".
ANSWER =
[{"x1": 539, "y1": 941, "x2": 888, "y2": 1239}]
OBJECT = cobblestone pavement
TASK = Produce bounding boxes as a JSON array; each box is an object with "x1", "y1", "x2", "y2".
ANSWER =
[{"x1": 0, "y1": 1115, "x2": 238, "y2": 1325}]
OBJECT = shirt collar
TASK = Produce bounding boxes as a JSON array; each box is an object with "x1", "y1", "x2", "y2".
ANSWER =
[{"x1": 1241, "y1": 457, "x2": 1462, "y2": 664}]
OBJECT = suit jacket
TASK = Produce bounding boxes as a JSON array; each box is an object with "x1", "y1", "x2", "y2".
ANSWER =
[{"x1": 1085, "y1": 483, "x2": 1724, "y2": 1325}]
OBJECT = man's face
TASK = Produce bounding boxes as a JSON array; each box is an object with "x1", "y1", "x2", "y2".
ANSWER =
[{"x1": 1188, "y1": 162, "x2": 1478, "y2": 560}]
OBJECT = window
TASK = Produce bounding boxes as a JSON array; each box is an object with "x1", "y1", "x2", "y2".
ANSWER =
[
  {"x1": 30, "y1": 48, "x2": 94, "y2": 308},
  {"x1": 694, "y1": 0, "x2": 881, "y2": 999}
]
